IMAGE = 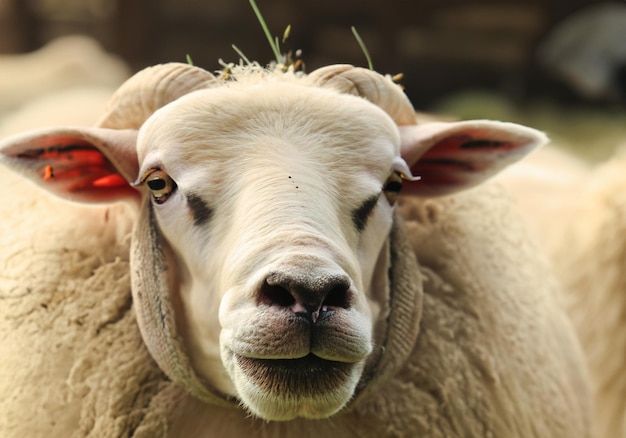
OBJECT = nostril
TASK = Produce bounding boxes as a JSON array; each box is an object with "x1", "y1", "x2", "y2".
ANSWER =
[
  {"x1": 259, "y1": 272, "x2": 352, "y2": 320},
  {"x1": 259, "y1": 282, "x2": 296, "y2": 307},
  {"x1": 322, "y1": 283, "x2": 350, "y2": 310}
]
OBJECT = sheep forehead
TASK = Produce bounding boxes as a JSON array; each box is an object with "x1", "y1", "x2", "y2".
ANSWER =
[{"x1": 137, "y1": 81, "x2": 401, "y2": 182}]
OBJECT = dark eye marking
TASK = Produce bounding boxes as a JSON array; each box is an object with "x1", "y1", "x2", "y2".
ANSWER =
[
  {"x1": 352, "y1": 194, "x2": 379, "y2": 232},
  {"x1": 186, "y1": 193, "x2": 213, "y2": 226}
]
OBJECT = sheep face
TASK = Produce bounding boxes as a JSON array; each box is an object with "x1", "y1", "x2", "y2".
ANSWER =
[{"x1": 136, "y1": 83, "x2": 404, "y2": 419}]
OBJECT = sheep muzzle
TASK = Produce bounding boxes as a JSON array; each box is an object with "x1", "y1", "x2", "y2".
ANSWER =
[
  {"x1": 217, "y1": 256, "x2": 375, "y2": 420},
  {"x1": 259, "y1": 271, "x2": 352, "y2": 324}
]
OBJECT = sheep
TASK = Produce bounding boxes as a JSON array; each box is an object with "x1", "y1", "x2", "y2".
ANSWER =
[
  {"x1": 0, "y1": 62, "x2": 593, "y2": 437},
  {"x1": 537, "y1": 2, "x2": 626, "y2": 102},
  {"x1": 500, "y1": 146, "x2": 626, "y2": 438},
  {"x1": 0, "y1": 35, "x2": 130, "y2": 117},
  {"x1": 0, "y1": 87, "x2": 116, "y2": 137}
]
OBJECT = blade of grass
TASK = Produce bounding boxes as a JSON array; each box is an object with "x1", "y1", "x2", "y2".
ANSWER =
[
  {"x1": 249, "y1": 0, "x2": 281, "y2": 63},
  {"x1": 274, "y1": 36, "x2": 281, "y2": 59},
  {"x1": 351, "y1": 26, "x2": 373, "y2": 70},
  {"x1": 232, "y1": 44, "x2": 252, "y2": 65}
]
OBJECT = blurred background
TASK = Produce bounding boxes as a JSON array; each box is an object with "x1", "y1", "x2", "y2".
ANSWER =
[{"x1": 1, "y1": 0, "x2": 625, "y2": 160}]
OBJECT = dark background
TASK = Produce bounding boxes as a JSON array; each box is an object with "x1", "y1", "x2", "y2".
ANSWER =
[{"x1": 0, "y1": 0, "x2": 617, "y2": 108}]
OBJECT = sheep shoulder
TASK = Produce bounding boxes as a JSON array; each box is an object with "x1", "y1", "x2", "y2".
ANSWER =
[
  {"x1": 395, "y1": 181, "x2": 592, "y2": 437},
  {"x1": 0, "y1": 172, "x2": 166, "y2": 437},
  {"x1": 509, "y1": 148, "x2": 626, "y2": 438}
]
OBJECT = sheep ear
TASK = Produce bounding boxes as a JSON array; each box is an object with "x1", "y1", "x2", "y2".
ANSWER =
[
  {"x1": 398, "y1": 120, "x2": 548, "y2": 196},
  {"x1": 0, "y1": 127, "x2": 139, "y2": 203}
]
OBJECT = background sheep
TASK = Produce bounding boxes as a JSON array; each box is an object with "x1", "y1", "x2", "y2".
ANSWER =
[
  {"x1": 0, "y1": 34, "x2": 130, "y2": 143},
  {"x1": 0, "y1": 35, "x2": 129, "y2": 117},
  {"x1": 500, "y1": 146, "x2": 626, "y2": 438},
  {"x1": 0, "y1": 62, "x2": 592, "y2": 437},
  {"x1": 0, "y1": 87, "x2": 116, "y2": 137},
  {"x1": 537, "y1": 2, "x2": 626, "y2": 103}
]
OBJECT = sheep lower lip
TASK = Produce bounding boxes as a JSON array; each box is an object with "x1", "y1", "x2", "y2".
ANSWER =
[{"x1": 236, "y1": 354, "x2": 354, "y2": 395}]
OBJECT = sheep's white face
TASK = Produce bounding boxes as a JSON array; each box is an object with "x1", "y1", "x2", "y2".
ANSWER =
[{"x1": 136, "y1": 82, "x2": 405, "y2": 420}]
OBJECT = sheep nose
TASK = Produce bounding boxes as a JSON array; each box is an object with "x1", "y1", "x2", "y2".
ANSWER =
[{"x1": 259, "y1": 272, "x2": 352, "y2": 323}]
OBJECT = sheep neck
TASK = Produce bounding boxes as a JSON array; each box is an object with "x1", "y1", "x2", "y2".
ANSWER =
[{"x1": 349, "y1": 212, "x2": 423, "y2": 407}]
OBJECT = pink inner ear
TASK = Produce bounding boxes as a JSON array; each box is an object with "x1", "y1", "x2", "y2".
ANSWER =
[
  {"x1": 19, "y1": 141, "x2": 128, "y2": 191},
  {"x1": 91, "y1": 174, "x2": 128, "y2": 188},
  {"x1": 404, "y1": 129, "x2": 536, "y2": 196},
  {"x1": 14, "y1": 136, "x2": 137, "y2": 202}
]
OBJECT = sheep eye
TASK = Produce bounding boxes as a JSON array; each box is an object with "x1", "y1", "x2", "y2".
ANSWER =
[
  {"x1": 383, "y1": 172, "x2": 403, "y2": 205},
  {"x1": 145, "y1": 170, "x2": 177, "y2": 204}
]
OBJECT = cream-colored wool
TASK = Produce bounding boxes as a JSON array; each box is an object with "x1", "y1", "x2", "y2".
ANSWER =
[
  {"x1": 142, "y1": 183, "x2": 592, "y2": 438},
  {"x1": 0, "y1": 173, "x2": 592, "y2": 437},
  {"x1": 501, "y1": 148, "x2": 626, "y2": 438},
  {"x1": 0, "y1": 87, "x2": 116, "y2": 137},
  {"x1": 0, "y1": 171, "x2": 166, "y2": 437},
  {"x1": 0, "y1": 35, "x2": 129, "y2": 116},
  {"x1": 0, "y1": 62, "x2": 593, "y2": 437}
]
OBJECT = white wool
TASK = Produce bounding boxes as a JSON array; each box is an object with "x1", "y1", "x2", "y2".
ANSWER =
[
  {"x1": 0, "y1": 174, "x2": 593, "y2": 437},
  {"x1": 0, "y1": 63, "x2": 593, "y2": 437},
  {"x1": 0, "y1": 35, "x2": 130, "y2": 115},
  {"x1": 500, "y1": 146, "x2": 626, "y2": 438},
  {"x1": 0, "y1": 87, "x2": 115, "y2": 137}
]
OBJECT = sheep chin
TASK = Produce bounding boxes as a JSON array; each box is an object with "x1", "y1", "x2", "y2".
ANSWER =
[{"x1": 231, "y1": 353, "x2": 363, "y2": 421}]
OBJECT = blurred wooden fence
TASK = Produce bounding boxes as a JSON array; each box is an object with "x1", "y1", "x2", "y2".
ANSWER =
[{"x1": 0, "y1": 0, "x2": 607, "y2": 106}]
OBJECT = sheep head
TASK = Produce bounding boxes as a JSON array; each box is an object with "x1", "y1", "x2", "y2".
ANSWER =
[{"x1": 0, "y1": 62, "x2": 547, "y2": 420}]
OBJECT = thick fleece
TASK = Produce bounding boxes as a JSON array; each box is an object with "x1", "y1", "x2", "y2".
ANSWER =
[
  {"x1": 502, "y1": 148, "x2": 626, "y2": 438},
  {"x1": 134, "y1": 183, "x2": 592, "y2": 437},
  {"x1": 0, "y1": 171, "x2": 165, "y2": 437},
  {"x1": 0, "y1": 172, "x2": 592, "y2": 437},
  {"x1": 394, "y1": 183, "x2": 591, "y2": 437}
]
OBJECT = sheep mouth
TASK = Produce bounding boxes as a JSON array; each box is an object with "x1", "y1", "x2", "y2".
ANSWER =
[{"x1": 236, "y1": 353, "x2": 354, "y2": 396}]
